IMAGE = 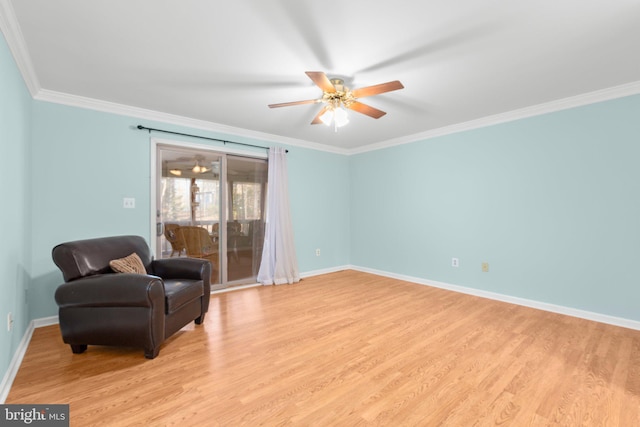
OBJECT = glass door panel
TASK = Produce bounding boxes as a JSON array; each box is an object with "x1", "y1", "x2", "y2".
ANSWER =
[
  {"x1": 157, "y1": 147, "x2": 223, "y2": 288},
  {"x1": 226, "y1": 155, "x2": 268, "y2": 284},
  {"x1": 156, "y1": 146, "x2": 267, "y2": 289}
]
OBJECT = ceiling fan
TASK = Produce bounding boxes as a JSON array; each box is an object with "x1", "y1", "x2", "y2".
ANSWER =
[
  {"x1": 165, "y1": 156, "x2": 219, "y2": 177},
  {"x1": 268, "y1": 71, "x2": 404, "y2": 130}
]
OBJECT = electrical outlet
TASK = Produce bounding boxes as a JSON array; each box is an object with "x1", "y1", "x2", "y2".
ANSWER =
[
  {"x1": 482, "y1": 262, "x2": 489, "y2": 272},
  {"x1": 451, "y1": 257, "x2": 459, "y2": 267},
  {"x1": 7, "y1": 312, "x2": 13, "y2": 332},
  {"x1": 123, "y1": 197, "x2": 136, "y2": 209},
  {"x1": 315, "y1": 249, "x2": 321, "y2": 256}
]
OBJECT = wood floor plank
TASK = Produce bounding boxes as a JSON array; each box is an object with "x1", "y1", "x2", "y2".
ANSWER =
[{"x1": 7, "y1": 270, "x2": 640, "y2": 426}]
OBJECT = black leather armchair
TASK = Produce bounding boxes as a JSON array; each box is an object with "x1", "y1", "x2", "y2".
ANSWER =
[{"x1": 52, "y1": 235, "x2": 211, "y2": 359}]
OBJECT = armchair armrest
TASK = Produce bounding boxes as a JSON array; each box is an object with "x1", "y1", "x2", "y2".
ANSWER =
[
  {"x1": 151, "y1": 257, "x2": 211, "y2": 281},
  {"x1": 55, "y1": 274, "x2": 165, "y2": 309}
]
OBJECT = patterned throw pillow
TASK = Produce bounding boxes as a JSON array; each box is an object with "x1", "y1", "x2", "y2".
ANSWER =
[{"x1": 109, "y1": 252, "x2": 146, "y2": 274}]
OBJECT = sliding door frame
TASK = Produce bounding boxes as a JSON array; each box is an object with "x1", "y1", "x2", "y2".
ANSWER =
[{"x1": 150, "y1": 137, "x2": 267, "y2": 287}]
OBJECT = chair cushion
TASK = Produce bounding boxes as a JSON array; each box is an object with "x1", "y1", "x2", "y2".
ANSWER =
[
  {"x1": 163, "y1": 279, "x2": 204, "y2": 314},
  {"x1": 109, "y1": 253, "x2": 146, "y2": 274}
]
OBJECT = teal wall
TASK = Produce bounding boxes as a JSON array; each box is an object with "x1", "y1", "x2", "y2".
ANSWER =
[
  {"x1": 288, "y1": 148, "x2": 350, "y2": 270},
  {"x1": 2, "y1": 20, "x2": 640, "y2": 394},
  {"x1": 27, "y1": 102, "x2": 351, "y2": 319},
  {"x1": 351, "y1": 94, "x2": 640, "y2": 321},
  {"x1": 29, "y1": 103, "x2": 154, "y2": 318},
  {"x1": 0, "y1": 32, "x2": 32, "y2": 388}
]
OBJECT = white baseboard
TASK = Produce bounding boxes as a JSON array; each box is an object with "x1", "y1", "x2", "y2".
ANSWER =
[
  {"x1": 1, "y1": 322, "x2": 35, "y2": 403},
  {"x1": 32, "y1": 315, "x2": 59, "y2": 328},
  {"x1": 351, "y1": 265, "x2": 640, "y2": 331},
  {"x1": 300, "y1": 265, "x2": 351, "y2": 279},
  {"x1": 0, "y1": 316, "x2": 58, "y2": 403}
]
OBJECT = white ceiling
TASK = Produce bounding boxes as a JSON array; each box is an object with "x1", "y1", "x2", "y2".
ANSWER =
[{"x1": 4, "y1": 0, "x2": 640, "y2": 152}]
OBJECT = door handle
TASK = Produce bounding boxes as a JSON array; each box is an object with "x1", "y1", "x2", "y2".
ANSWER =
[{"x1": 156, "y1": 222, "x2": 163, "y2": 236}]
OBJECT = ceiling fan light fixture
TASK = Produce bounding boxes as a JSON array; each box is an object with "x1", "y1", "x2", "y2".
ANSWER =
[
  {"x1": 192, "y1": 161, "x2": 209, "y2": 174},
  {"x1": 319, "y1": 106, "x2": 349, "y2": 130},
  {"x1": 268, "y1": 71, "x2": 404, "y2": 129},
  {"x1": 334, "y1": 107, "x2": 349, "y2": 127},
  {"x1": 169, "y1": 169, "x2": 182, "y2": 176},
  {"x1": 319, "y1": 108, "x2": 334, "y2": 126}
]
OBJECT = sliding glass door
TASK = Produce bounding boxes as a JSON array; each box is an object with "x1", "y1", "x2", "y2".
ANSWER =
[
  {"x1": 156, "y1": 144, "x2": 267, "y2": 289},
  {"x1": 226, "y1": 155, "x2": 267, "y2": 283}
]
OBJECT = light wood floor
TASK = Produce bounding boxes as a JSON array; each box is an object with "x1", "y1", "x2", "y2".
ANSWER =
[{"x1": 7, "y1": 270, "x2": 640, "y2": 426}]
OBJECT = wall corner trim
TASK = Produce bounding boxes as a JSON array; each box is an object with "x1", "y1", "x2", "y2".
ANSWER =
[{"x1": 0, "y1": 0, "x2": 41, "y2": 96}]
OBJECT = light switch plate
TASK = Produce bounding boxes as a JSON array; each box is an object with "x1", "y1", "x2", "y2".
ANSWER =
[{"x1": 123, "y1": 198, "x2": 135, "y2": 209}]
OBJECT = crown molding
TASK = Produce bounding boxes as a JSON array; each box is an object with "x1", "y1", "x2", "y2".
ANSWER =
[
  {"x1": 0, "y1": 0, "x2": 40, "y2": 96},
  {"x1": 38, "y1": 80, "x2": 639, "y2": 158},
  {"x1": 3, "y1": 0, "x2": 638, "y2": 157},
  {"x1": 34, "y1": 88, "x2": 351, "y2": 155},
  {"x1": 349, "y1": 80, "x2": 640, "y2": 155}
]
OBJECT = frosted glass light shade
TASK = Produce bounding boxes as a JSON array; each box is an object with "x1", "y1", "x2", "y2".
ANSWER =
[
  {"x1": 334, "y1": 108, "x2": 349, "y2": 127},
  {"x1": 319, "y1": 109, "x2": 333, "y2": 126}
]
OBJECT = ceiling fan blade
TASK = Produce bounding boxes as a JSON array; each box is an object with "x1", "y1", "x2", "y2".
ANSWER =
[
  {"x1": 305, "y1": 71, "x2": 336, "y2": 93},
  {"x1": 268, "y1": 99, "x2": 320, "y2": 108},
  {"x1": 347, "y1": 101, "x2": 387, "y2": 119},
  {"x1": 311, "y1": 106, "x2": 330, "y2": 124},
  {"x1": 351, "y1": 81, "x2": 404, "y2": 98}
]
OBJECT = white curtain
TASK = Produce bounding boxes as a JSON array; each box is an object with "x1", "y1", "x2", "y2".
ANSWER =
[{"x1": 257, "y1": 147, "x2": 300, "y2": 285}]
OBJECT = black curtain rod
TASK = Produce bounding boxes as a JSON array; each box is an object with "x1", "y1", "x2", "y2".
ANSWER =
[{"x1": 136, "y1": 125, "x2": 287, "y2": 153}]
